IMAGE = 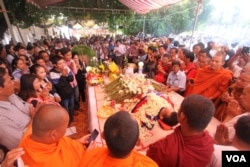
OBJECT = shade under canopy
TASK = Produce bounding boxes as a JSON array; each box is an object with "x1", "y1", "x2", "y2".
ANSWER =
[{"x1": 119, "y1": 0, "x2": 182, "y2": 14}]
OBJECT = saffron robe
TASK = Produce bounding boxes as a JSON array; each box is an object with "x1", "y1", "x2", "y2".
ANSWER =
[
  {"x1": 80, "y1": 147, "x2": 158, "y2": 167},
  {"x1": 146, "y1": 126, "x2": 214, "y2": 167},
  {"x1": 185, "y1": 66, "x2": 232, "y2": 100},
  {"x1": 19, "y1": 135, "x2": 85, "y2": 167}
]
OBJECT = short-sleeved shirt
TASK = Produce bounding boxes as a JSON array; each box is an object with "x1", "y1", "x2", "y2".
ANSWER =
[
  {"x1": 0, "y1": 94, "x2": 30, "y2": 149},
  {"x1": 114, "y1": 44, "x2": 127, "y2": 57},
  {"x1": 167, "y1": 70, "x2": 186, "y2": 91},
  {"x1": 209, "y1": 144, "x2": 238, "y2": 167}
]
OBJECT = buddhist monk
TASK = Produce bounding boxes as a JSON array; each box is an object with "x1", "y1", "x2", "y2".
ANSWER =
[
  {"x1": 80, "y1": 111, "x2": 158, "y2": 167},
  {"x1": 214, "y1": 84, "x2": 250, "y2": 144},
  {"x1": 185, "y1": 51, "x2": 232, "y2": 101},
  {"x1": 147, "y1": 95, "x2": 215, "y2": 167},
  {"x1": 214, "y1": 70, "x2": 250, "y2": 121},
  {"x1": 19, "y1": 104, "x2": 93, "y2": 167}
]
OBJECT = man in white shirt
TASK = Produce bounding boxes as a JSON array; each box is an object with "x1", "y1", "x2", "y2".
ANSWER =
[
  {"x1": 113, "y1": 40, "x2": 126, "y2": 68},
  {"x1": 166, "y1": 60, "x2": 186, "y2": 95},
  {"x1": 0, "y1": 67, "x2": 31, "y2": 150}
]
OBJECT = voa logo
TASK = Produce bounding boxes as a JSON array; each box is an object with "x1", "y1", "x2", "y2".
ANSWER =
[{"x1": 226, "y1": 155, "x2": 247, "y2": 162}]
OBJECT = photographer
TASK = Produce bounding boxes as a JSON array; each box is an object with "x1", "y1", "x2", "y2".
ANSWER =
[{"x1": 227, "y1": 47, "x2": 248, "y2": 79}]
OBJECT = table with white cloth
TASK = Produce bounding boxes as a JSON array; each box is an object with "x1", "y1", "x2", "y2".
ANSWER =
[
  {"x1": 87, "y1": 84, "x2": 185, "y2": 148},
  {"x1": 87, "y1": 84, "x2": 220, "y2": 148}
]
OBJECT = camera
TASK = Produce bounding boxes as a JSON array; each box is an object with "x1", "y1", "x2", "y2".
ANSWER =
[{"x1": 241, "y1": 46, "x2": 250, "y2": 54}]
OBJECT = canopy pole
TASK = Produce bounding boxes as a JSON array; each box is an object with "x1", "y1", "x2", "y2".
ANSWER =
[
  {"x1": 16, "y1": 25, "x2": 25, "y2": 44},
  {"x1": 189, "y1": 0, "x2": 202, "y2": 49},
  {"x1": 0, "y1": 0, "x2": 16, "y2": 44},
  {"x1": 142, "y1": 15, "x2": 146, "y2": 39}
]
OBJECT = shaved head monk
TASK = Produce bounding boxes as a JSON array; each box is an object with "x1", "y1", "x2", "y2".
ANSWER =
[
  {"x1": 19, "y1": 104, "x2": 92, "y2": 167},
  {"x1": 185, "y1": 51, "x2": 232, "y2": 100},
  {"x1": 147, "y1": 94, "x2": 215, "y2": 167},
  {"x1": 80, "y1": 111, "x2": 158, "y2": 167}
]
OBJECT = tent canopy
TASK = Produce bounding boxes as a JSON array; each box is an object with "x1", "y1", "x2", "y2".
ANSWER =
[
  {"x1": 26, "y1": 0, "x2": 64, "y2": 8},
  {"x1": 119, "y1": 0, "x2": 182, "y2": 14},
  {"x1": 27, "y1": 0, "x2": 182, "y2": 13}
]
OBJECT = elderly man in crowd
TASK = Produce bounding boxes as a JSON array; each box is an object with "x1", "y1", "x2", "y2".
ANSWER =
[{"x1": 214, "y1": 84, "x2": 250, "y2": 144}]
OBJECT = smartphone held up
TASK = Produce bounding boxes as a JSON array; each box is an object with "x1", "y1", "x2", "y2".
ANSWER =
[{"x1": 86, "y1": 129, "x2": 99, "y2": 147}]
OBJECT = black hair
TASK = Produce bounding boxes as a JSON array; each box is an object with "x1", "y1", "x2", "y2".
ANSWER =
[
  {"x1": 159, "y1": 45, "x2": 168, "y2": 50},
  {"x1": 161, "y1": 110, "x2": 178, "y2": 126},
  {"x1": 148, "y1": 45, "x2": 158, "y2": 53},
  {"x1": 0, "y1": 67, "x2": 7, "y2": 87},
  {"x1": 5, "y1": 44, "x2": 13, "y2": 55},
  {"x1": 30, "y1": 64, "x2": 44, "y2": 74},
  {"x1": 72, "y1": 51, "x2": 79, "y2": 57},
  {"x1": 184, "y1": 51, "x2": 195, "y2": 62},
  {"x1": 104, "y1": 111, "x2": 139, "y2": 158},
  {"x1": 38, "y1": 50, "x2": 48, "y2": 57},
  {"x1": 170, "y1": 47, "x2": 178, "y2": 54},
  {"x1": 13, "y1": 45, "x2": 25, "y2": 52},
  {"x1": 11, "y1": 58, "x2": 22, "y2": 71},
  {"x1": 60, "y1": 47, "x2": 71, "y2": 56},
  {"x1": 235, "y1": 115, "x2": 250, "y2": 145},
  {"x1": 180, "y1": 94, "x2": 215, "y2": 131},
  {"x1": 51, "y1": 55, "x2": 63, "y2": 65},
  {"x1": 34, "y1": 56, "x2": 45, "y2": 64},
  {"x1": 26, "y1": 44, "x2": 34, "y2": 51},
  {"x1": 172, "y1": 60, "x2": 181, "y2": 67},
  {"x1": 18, "y1": 74, "x2": 37, "y2": 101}
]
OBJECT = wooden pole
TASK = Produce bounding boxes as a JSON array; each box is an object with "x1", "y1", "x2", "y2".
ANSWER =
[{"x1": 0, "y1": 0, "x2": 17, "y2": 44}]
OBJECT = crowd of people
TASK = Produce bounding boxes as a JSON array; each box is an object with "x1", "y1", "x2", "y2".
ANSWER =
[{"x1": 0, "y1": 34, "x2": 250, "y2": 167}]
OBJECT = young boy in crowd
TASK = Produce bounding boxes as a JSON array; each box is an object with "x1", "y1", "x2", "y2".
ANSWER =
[{"x1": 49, "y1": 55, "x2": 74, "y2": 124}]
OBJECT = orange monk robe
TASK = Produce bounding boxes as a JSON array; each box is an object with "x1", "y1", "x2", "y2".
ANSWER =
[
  {"x1": 19, "y1": 135, "x2": 85, "y2": 167},
  {"x1": 185, "y1": 66, "x2": 232, "y2": 100},
  {"x1": 80, "y1": 147, "x2": 158, "y2": 167}
]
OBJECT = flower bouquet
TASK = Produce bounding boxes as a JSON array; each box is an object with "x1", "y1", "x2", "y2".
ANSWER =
[{"x1": 86, "y1": 66, "x2": 103, "y2": 86}]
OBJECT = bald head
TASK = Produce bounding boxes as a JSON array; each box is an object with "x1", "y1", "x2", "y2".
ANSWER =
[
  {"x1": 210, "y1": 51, "x2": 225, "y2": 70},
  {"x1": 32, "y1": 104, "x2": 69, "y2": 138}
]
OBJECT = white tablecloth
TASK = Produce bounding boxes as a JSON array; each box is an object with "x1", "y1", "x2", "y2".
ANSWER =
[
  {"x1": 87, "y1": 85, "x2": 187, "y2": 147},
  {"x1": 87, "y1": 84, "x2": 221, "y2": 149}
]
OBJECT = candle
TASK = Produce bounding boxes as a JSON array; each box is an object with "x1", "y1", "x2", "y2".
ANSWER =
[
  {"x1": 138, "y1": 61, "x2": 144, "y2": 67},
  {"x1": 138, "y1": 61, "x2": 144, "y2": 74},
  {"x1": 86, "y1": 66, "x2": 92, "y2": 73}
]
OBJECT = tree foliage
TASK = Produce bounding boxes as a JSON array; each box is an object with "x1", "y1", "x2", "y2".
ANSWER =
[{"x1": 0, "y1": 0, "x2": 213, "y2": 39}]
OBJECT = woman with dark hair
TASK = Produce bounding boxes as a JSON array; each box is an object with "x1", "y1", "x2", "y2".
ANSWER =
[
  {"x1": 144, "y1": 46, "x2": 158, "y2": 79},
  {"x1": 30, "y1": 64, "x2": 60, "y2": 103},
  {"x1": 5, "y1": 44, "x2": 16, "y2": 71},
  {"x1": 72, "y1": 51, "x2": 86, "y2": 102},
  {"x1": 18, "y1": 74, "x2": 40, "y2": 102},
  {"x1": 11, "y1": 58, "x2": 29, "y2": 80},
  {"x1": 0, "y1": 57, "x2": 11, "y2": 75}
]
